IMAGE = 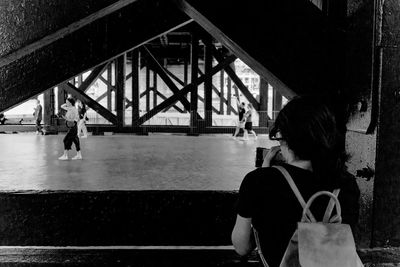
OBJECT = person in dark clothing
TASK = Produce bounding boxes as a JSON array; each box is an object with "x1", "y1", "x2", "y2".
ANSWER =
[
  {"x1": 231, "y1": 96, "x2": 360, "y2": 267},
  {"x1": 33, "y1": 99, "x2": 43, "y2": 135},
  {"x1": 58, "y1": 97, "x2": 82, "y2": 160},
  {"x1": 232, "y1": 96, "x2": 247, "y2": 139}
]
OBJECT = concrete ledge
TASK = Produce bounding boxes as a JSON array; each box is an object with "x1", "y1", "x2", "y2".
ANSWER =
[{"x1": 0, "y1": 190, "x2": 238, "y2": 246}]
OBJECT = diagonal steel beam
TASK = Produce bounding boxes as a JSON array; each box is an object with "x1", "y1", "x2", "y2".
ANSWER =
[
  {"x1": 141, "y1": 46, "x2": 196, "y2": 113},
  {"x1": 212, "y1": 46, "x2": 260, "y2": 111},
  {"x1": 78, "y1": 63, "x2": 109, "y2": 92},
  {"x1": 135, "y1": 54, "x2": 237, "y2": 125},
  {"x1": 65, "y1": 82, "x2": 117, "y2": 124}
]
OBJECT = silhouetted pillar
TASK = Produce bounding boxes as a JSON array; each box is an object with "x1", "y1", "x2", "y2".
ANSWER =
[
  {"x1": 131, "y1": 50, "x2": 140, "y2": 126},
  {"x1": 189, "y1": 33, "x2": 199, "y2": 135},
  {"x1": 259, "y1": 78, "x2": 269, "y2": 127},
  {"x1": 115, "y1": 54, "x2": 126, "y2": 129}
]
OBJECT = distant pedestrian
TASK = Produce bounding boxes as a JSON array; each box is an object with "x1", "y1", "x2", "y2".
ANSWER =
[
  {"x1": 76, "y1": 99, "x2": 88, "y2": 138},
  {"x1": 243, "y1": 103, "x2": 257, "y2": 140},
  {"x1": 33, "y1": 99, "x2": 43, "y2": 135},
  {"x1": 232, "y1": 96, "x2": 246, "y2": 139},
  {"x1": 58, "y1": 97, "x2": 82, "y2": 160}
]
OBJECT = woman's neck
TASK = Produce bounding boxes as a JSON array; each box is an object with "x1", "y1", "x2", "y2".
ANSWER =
[{"x1": 287, "y1": 159, "x2": 313, "y2": 171}]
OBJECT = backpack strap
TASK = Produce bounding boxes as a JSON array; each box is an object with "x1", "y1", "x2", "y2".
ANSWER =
[
  {"x1": 322, "y1": 188, "x2": 341, "y2": 223},
  {"x1": 272, "y1": 166, "x2": 316, "y2": 223}
]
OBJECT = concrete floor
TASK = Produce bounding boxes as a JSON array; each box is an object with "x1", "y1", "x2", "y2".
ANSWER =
[{"x1": 0, "y1": 133, "x2": 277, "y2": 191}]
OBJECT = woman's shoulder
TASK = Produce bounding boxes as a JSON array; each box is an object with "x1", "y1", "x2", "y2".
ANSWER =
[{"x1": 241, "y1": 166, "x2": 288, "y2": 189}]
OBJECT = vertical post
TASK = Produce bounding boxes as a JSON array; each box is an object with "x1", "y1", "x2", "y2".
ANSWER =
[
  {"x1": 43, "y1": 88, "x2": 55, "y2": 127},
  {"x1": 259, "y1": 78, "x2": 269, "y2": 127},
  {"x1": 146, "y1": 66, "x2": 150, "y2": 112},
  {"x1": 204, "y1": 36, "x2": 213, "y2": 127},
  {"x1": 58, "y1": 84, "x2": 67, "y2": 108},
  {"x1": 227, "y1": 77, "x2": 232, "y2": 115},
  {"x1": 183, "y1": 59, "x2": 188, "y2": 113},
  {"x1": 107, "y1": 63, "x2": 112, "y2": 110},
  {"x1": 115, "y1": 54, "x2": 126, "y2": 129},
  {"x1": 77, "y1": 75, "x2": 83, "y2": 88},
  {"x1": 189, "y1": 32, "x2": 199, "y2": 135},
  {"x1": 272, "y1": 87, "x2": 282, "y2": 120},
  {"x1": 153, "y1": 71, "x2": 157, "y2": 108},
  {"x1": 131, "y1": 49, "x2": 140, "y2": 127},
  {"x1": 220, "y1": 71, "x2": 225, "y2": 115}
]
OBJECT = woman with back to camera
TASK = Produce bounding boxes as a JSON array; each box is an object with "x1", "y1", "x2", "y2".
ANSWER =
[{"x1": 231, "y1": 96, "x2": 360, "y2": 266}]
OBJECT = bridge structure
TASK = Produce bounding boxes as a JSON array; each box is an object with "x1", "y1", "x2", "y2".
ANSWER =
[{"x1": 0, "y1": 0, "x2": 399, "y2": 265}]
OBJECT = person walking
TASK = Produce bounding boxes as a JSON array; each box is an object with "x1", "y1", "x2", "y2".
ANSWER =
[
  {"x1": 242, "y1": 103, "x2": 257, "y2": 140},
  {"x1": 232, "y1": 96, "x2": 246, "y2": 139},
  {"x1": 76, "y1": 99, "x2": 88, "y2": 138},
  {"x1": 33, "y1": 99, "x2": 43, "y2": 135},
  {"x1": 58, "y1": 97, "x2": 82, "y2": 160}
]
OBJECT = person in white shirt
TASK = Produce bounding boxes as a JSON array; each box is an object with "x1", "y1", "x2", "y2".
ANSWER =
[{"x1": 58, "y1": 97, "x2": 82, "y2": 160}]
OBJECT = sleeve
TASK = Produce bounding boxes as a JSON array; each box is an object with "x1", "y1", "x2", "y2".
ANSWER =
[{"x1": 236, "y1": 172, "x2": 257, "y2": 218}]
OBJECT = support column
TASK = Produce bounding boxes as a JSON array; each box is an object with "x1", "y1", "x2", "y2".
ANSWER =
[
  {"x1": 107, "y1": 63, "x2": 113, "y2": 110},
  {"x1": 259, "y1": 78, "x2": 269, "y2": 127},
  {"x1": 146, "y1": 66, "x2": 150, "y2": 112},
  {"x1": 371, "y1": 0, "x2": 400, "y2": 247},
  {"x1": 204, "y1": 36, "x2": 213, "y2": 127},
  {"x1": 153, "y1": 72, "x2": 158, "y2": 108},
  {"x1": 272, "y1": 87, "x2": 282, "y2": 120},
  {"x1": 115, "y1": 54, "x2": 126, "y2": 129},
  {"x1": 43, "y1": 88, "x2": 55, "y2": 127},
  {"x1": 227, "y1": 78, "x2": 232, "y2": 115},
  {"x1": 131, "y1": 50, "x2": 140, "y2": 126},
  {"x1": 189, "y1": 33, "x2": 199, "y2": 135},
  {"x1": 220, "y1": 71, "x2": 225, "y2": 115}
]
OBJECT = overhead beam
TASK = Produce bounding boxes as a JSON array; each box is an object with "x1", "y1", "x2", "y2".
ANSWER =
[
  {"x1": 141, "y1": 46, "x2": 194, "y2": 113},
  {"x1": 0, "y1": 0, "x2": 191, "y2": 112},
  {"x1": 64, "y1": 82, "x2": 117, "y2": 125},
  {"x1": 176, "y1": 0, "x2": 296, "y2": 98},
  {"x1": 78, "y1": 63, "x2": 109, "y2": 92},
  {"x1": 136, "y1": 54, "x2": 236, "y2": 125},
  {"x1": 212, "y1": 47, "x2": 260, "y2": 111},
  {"x1": 0, "y1": 0, "x2": 140, "y2": 69}
]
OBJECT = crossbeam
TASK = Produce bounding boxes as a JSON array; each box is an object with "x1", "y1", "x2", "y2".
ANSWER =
[
  {"x1": 78, "y1": 63, "x2": 109, "y2": 92},
  {"x1": 135, "y1": 55, "x2": 237, "y2": 125},
  {"x1": 142, "y1": 46, "x2": 199, "y2": 117},
  {"x1": 65, "y1": 83, "x2": 117, "y2": 124}
]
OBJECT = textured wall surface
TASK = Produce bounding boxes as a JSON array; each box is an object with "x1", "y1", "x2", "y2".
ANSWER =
[
  {"x1": 0, "y1": 191, "x2": 237, "y2": 246},
  {"x1": 0, "y1": 0, "x2": 117, "y2": 57},
  {"x1": 0, "y1": 0, "x2": 189, "y2": 112}
]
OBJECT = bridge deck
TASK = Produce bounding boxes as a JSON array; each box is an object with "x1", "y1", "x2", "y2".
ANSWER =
[{"x1": 0, "y1": 133, "x2": 275, "y2": 191}]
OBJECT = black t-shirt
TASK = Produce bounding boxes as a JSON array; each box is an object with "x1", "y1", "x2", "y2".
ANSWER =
[
  {"x1": 239, "y1": 108, "x2": 245, "y2": 121},
  {"x1": 236, "y1": 163, "x2": 360, "y2": 267}
]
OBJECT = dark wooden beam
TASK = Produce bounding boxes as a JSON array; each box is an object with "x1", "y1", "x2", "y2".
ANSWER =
[
  {"x1": 190, "y1": 32, "x2": 199, "y2": 132},
  {"x1": 131, "y1": 49, "x2": 140, "y2": 126},
  {"x1": 204, "y1": 35, "x2": 213, "y2": 126},
  {"x1": 220, "y1": 71, "x2": 224, "y2": 115},
  {"x1": 115, "y1": 55, "x2": 126, "y2": 128},
  {"x1": 0, "y1": 0, "x2": 191, "y2": 112},
  {"x1": 145, "y1": 66, "x2": 151, "y2": 112},
  {"x1": 212, "y1": 47, "x2": 260, "y2": 111},
  {"x1": 175, "y1": 0, "x2": 299, "y2": 98},
  {"x1": 64, "y1": 83, "x2": 117, "y2": 124},
  {"x1": 43, "y1": 89, "x2": 55, "y2": 126},
  {"x1": 79, "y1": 63, "x2": 109, "y2": 92},
  {"x1": 0, "y1": 0, "x2": 140, "y2": 69},
  {"x1": 135, "y1": 54, "x2": 236, "y2": 125},
  {"x1": 227, "y1": 77, "x2": 232, "y2": 115},
  {"x1": 99, "y1": 76, "x2": 115, "y2": 92},
  {"x1": 142, "y1": 46, "x2": 194, "y2": 113},
  {"x1": 155, "y1": 91, "x2": 185, "y2": 113},
  {"x1": 198, "y1": 69, "x2": 236, "y2": 114},
  {"x1": 259, "y1": 78, "x2": 270, "y2": 126},
  {"x1": 107, "y1": 63, "x2": 113, "y2": 110}
]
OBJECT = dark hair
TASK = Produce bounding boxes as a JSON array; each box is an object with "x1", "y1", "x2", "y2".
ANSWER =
[
  {"x1": 269, "y1": 96, "x2": 347, "y2": 186},
  {"x1": 67, "y1": 97, "x2": 76, "y2": 106}
]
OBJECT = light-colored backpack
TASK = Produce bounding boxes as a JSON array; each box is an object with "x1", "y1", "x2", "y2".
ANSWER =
[{"x1": 254, "y1": 165, "x2": 363, "y2": 267}]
